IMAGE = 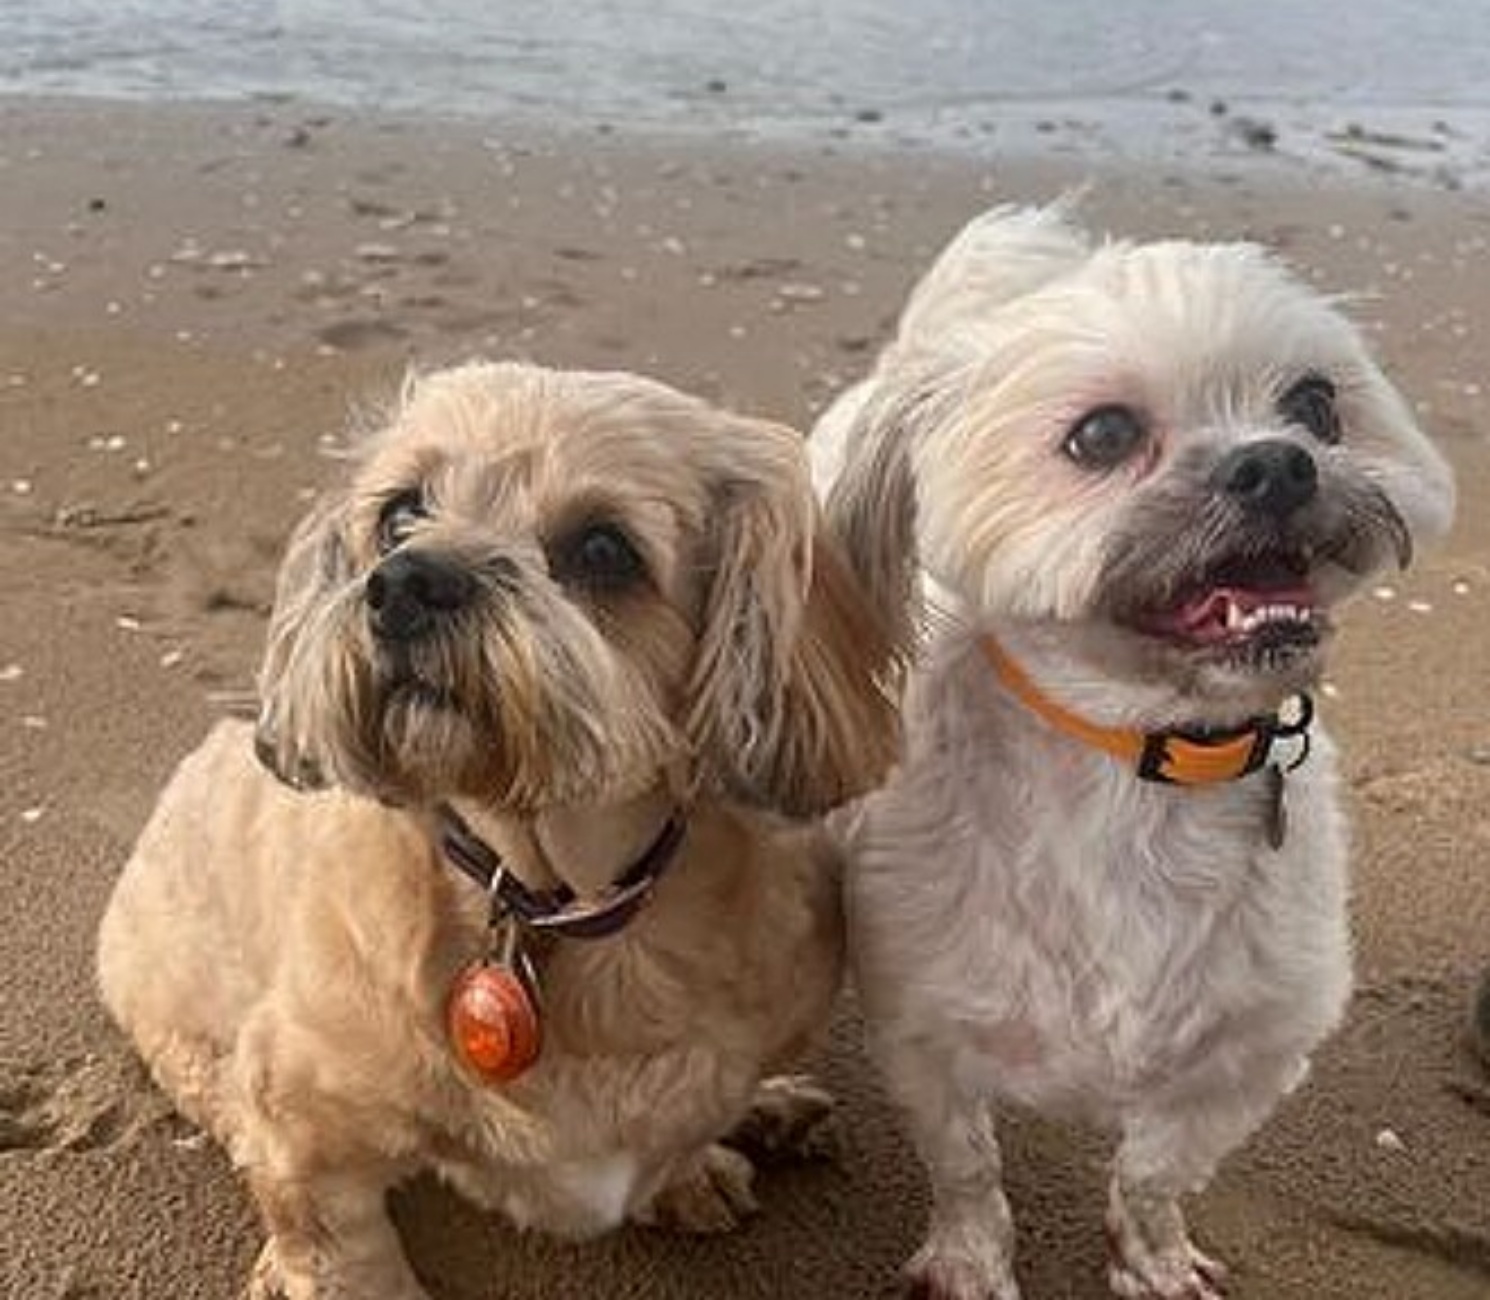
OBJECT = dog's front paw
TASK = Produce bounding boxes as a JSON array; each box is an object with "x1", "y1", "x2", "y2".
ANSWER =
[
  {"x1": 727, "y1": 1073, "x2": 838, "y2": 1163},
  {"x1": 1107, "y1": 1247, "x2": 1226, "y2": 1300},
  {"x1": 1106, "y1": 1213, "x2": 1227, "y2": 1300},
  {"x1": 243, "y1": 1239, "x2": 433, "y2": 1300},
  {"x1": 904, "y1": 1235, "x2": 1021, "y2": 1300},
  {"x1": 244, "y1": 1242, "x2": 293, "y2": 1300},
  {"x1": 634, "y1": 1143, "x2": 760, "y2": 1234}
]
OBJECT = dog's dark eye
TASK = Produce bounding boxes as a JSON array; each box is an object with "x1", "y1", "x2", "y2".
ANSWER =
[
  {"x1": 554, "y1": 522, "x2": 647, "y2": 591},
  {"x1": 1278, "y1": 374, "x2": 1341, "y2": 445},
  {"x1": 1062, "y1": 405, "x2": 1147, "y2": 470},
  {"x1": 376, "y1": 489, "x2": 428, "y2": 554}
]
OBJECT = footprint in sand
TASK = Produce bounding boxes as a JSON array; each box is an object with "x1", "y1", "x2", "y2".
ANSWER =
[{"x1": 0, "y1": 1052, "x2": 174, "y2": 1155}]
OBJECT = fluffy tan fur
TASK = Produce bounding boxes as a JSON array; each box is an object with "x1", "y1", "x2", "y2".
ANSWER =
[{"x1": 98, "y1": 361, "x2": 899, "y2": 1300}]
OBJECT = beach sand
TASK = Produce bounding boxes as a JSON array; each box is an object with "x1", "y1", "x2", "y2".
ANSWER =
[{"x1": 1, "y1": 98, "x2": 1488, "y2": 1299}]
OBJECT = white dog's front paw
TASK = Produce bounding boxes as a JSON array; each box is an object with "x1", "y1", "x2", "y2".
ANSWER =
[
  {"x1": 633, "y1": 1142, "x2": 760, "y2": 1234},
  {"x1": 904, "y1": 1234, "x2": 1022, "y2": 1300},
  {"x1": 1106, "y1": 1213, "x2": 1227, "y2": 1300}
]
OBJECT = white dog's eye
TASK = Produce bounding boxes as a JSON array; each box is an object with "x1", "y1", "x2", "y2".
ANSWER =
[
  {"x1": 1062, "y1": 405, "x2": 1148, "y2": 470},
  {"x1": 552, "y1": 522, "x2": 647, "y2": 591},
  {"x1": 376, "y1": 489, "x2": 428, "y2": 554},
  {"x1": 1278, "y1": 374, "x2": 1342, "y2": 445}
]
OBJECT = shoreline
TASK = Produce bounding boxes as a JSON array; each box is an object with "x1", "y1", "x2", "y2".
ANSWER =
[
  {"x1": 1, "y1": 94, "x2": 1488, "y2": 1299},
  {"x1": 3, "y1": 72, "x2": 1487, "y2": 195}
]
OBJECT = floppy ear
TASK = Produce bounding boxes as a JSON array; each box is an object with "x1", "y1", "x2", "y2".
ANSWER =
[
  {"x1": 822, "y1": 201, "x2": 1089, "y2": 646},
  {"x1": 893, "y1": 199, "x2": 1091, "y2": 350},
  {"x1": 686, "y1": 428, "x2": 900, "y2": 818},
  {"x1": 1340, "y1": 341, "x2": 1456, "y2": 552},
  {"x1": 822, "y1": 376, "x2": 943, "y2": 655},
  {"x1": 253, "y1": 496, "x2": 355, "y2": 790}
]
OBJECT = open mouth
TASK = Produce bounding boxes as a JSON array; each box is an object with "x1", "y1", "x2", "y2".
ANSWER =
[{"x1": 1130, "y1": 550, "x2": 1322, "y2": 652}]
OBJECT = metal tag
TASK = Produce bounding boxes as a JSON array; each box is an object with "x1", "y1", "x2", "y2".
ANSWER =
[
  {"x1": 1265, "y1": 764, "x2": 1288, "y2": 850},
  {"x1": 485, "y1": 879, "x2": 541, "y2": 1005}
]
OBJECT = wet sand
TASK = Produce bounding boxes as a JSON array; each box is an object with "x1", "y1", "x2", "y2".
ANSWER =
[{"x1": 1, "y1": 97, "x2": 1488, "y2": 1299}]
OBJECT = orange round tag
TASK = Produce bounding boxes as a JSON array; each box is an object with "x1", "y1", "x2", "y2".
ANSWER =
[{"x1": 447, "y1": 962, "x2": 542, "y2": 1083}]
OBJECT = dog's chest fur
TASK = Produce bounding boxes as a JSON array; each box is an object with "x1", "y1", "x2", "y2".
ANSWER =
[
  {"x1": 421, "y1": 809, "x2": 842, "y2": 1232},
  {"x1": 844, "y1": 636, "x2": 1352, "y2": 1123}
]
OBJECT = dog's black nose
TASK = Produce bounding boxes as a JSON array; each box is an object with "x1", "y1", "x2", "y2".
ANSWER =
[
  {"x1": 1212, "y1": 439, "x2": 1318, "y2": 518},
  {"x1": 365, "y1": 550, "x2": 475, "y2": 641}
]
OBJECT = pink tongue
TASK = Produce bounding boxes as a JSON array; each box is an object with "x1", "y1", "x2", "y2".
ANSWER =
[{"x1": 1160, "y1": 584, "x2": 1315, "y2": 643}]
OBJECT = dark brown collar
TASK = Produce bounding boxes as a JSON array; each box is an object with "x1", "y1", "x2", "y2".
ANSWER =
[{"x1": 436, "y1": 803, "x2": 686, "y2": 940}]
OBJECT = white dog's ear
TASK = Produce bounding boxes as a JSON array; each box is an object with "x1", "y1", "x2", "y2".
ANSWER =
[
  {"x1": 823, "y1": 378, "x2": 947, "y2": 654},
  {"x1": 253, "y1": 496, "x2": 354, "y2": 790},
  {"x1": 1346, "y1": 360, "x2": 1457, "y2": 553},
  {"x1": 687, "y1": 429, "x2": 900, "y2": 818},
  {"x1": 894, "y1": 199, "x2": 1092, "y2": 352},
  {"x1": 823, "y1": 202, "x2": 1090, "y2": 648}
]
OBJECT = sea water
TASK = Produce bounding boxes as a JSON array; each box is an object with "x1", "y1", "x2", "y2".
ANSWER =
[{"x1": 3, "y1": 1, "x2": 1488, "y2": 183}]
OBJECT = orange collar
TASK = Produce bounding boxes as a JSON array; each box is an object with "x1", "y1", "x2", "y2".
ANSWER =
[{"x1": 981, "y1": 636, "x2": 1313, "y2": 786}]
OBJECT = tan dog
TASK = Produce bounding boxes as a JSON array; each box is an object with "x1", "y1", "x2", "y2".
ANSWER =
[
  {"x1": 98, "y1": 361, "x2": 898, "y2": 1300},
  {"x1": 813, "y1": 205, "x2": 1455, "y2": 1299}
]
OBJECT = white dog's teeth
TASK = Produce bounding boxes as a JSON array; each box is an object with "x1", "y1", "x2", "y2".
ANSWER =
[
  {"x1": 1225, "y1": 601, "x2": 1313, "y2": 636},
  {"x1": 1255, "y1": 603, "x2": 1311, "y2": 628}
]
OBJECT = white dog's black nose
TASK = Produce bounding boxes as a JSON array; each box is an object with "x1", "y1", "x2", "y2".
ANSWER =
[
  {"x1": 1212, "y1": 439, "x2": 1318, "y2": 518},
  {"x1": 366, "y1": 550, "x2": 475, "y2": 641}
]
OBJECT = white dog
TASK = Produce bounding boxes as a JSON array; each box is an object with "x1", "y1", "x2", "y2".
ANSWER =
[
  {"x1": 98, "y1": 362, "x2": 899, "y2": 1299},
  {"x1": 812, "y1": 204, "x2": 1455, "y2": 1299}
]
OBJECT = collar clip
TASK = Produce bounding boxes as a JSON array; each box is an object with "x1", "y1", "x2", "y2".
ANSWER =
[
  {"x1": 437, "y1": 805, "x2": 686, "y2": 940},
  {"x1": 983, "y1": 635, "x2": 1315, "y2": 788},
  {"x1": 1136, "y1": 693, "x2": 1313, "y2": 785}
]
